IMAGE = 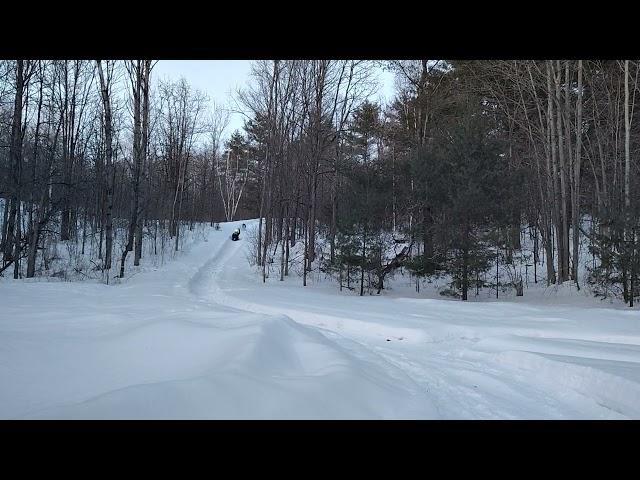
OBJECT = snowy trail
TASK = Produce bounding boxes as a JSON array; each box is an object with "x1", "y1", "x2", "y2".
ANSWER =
[
  {"x1": 2, "y1": 220, "x2": 640, "y2": 419},
  {"x1": 204, "y1": 220, "x2": 640, "y2": 419},
  {"x1": 0, "y1": 221, "x2": 437, "y2": 419}
]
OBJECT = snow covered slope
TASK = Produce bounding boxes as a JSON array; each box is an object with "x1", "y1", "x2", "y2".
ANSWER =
[
  {"x1": 0, "y1": 221, "x2": 435, "y2": 419},
  {"x1": 1, "y1": 220, "x2": 639, "y2": 419}
]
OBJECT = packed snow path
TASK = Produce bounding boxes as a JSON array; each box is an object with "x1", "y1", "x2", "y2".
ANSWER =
[{"x1": 1, "y1": 220, "x2": 639, "y2": 418}]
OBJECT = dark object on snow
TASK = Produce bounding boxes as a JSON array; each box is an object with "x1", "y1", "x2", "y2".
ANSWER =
[
  {"x1": 242, "y1": 223, "x2": 246, "y2": 230},
  {"x1": 231, "y1": 228, "x2": 241, "y2": 241}
]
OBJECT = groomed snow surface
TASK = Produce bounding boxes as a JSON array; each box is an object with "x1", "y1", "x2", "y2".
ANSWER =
[{"x1": 1, "y1": 220, "x2": 639, "y2": 419}]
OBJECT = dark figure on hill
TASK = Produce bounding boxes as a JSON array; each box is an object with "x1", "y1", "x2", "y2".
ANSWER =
[{"x1": 231, "y1": 228, "x2": 241, "y2": 241}]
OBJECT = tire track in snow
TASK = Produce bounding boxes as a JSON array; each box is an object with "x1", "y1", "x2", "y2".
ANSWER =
[
  {"x1": 195, "y1": 226, "x2": 517, "y2": 417},
  {"x1": 189, "y1": 226, "x2": 446, "y2": 415},
  {"x1": 199, "y1": 222, "x2": 634, "y2": 419}
]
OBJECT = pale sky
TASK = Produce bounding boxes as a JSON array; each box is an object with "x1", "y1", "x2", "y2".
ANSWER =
[{"x1": 153, "y1": 60, "x2": 396, "y2": 141}]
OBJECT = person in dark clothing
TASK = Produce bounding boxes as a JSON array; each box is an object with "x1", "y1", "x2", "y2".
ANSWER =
[{"x1": 231, "y1": 228, "x2": 240, "y2": 241}]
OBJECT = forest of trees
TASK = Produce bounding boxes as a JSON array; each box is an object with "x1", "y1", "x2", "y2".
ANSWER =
[
  {"x1": 235, "y1": 60, "x2": 640, "y2": 306},
  {"x1": 1, "y1": 60, "x2": 639, "y2": 306},
  {"x1": 0, "y1": 60, "x2": 244, "y2": 283}
]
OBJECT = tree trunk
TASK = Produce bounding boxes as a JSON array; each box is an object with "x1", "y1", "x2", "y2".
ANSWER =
[
  {"x1": 96, "y1": 60, "x2": 114, "y2": 281},
  {"x1": 554, "y1": 61, "x2": 570, "y2": 283},
  {"x1": 135, "y1": 61, "x2": 151, "y2": 267},
  {"x1": 572, "y1": 60, "x2": 583, "y2": 287},
  {"x1": 6, "y1": 61, "x2": 25, "y2": 276},
  {"x1": 360, "y1": 231, "x2": 366, "y2": 296},
  {"x1": 547, "y1": 61, "x2": 561, "y2": 285},
  {"x1": 624, "y1": 60, "x2": 632, "y2": 305}
]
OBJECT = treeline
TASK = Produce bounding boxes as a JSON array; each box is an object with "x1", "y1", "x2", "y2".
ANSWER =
[
  {"x1": 0, "y1": 60, "x2": 248, "y2": 282},
  {"x1": 2, "y1": 59, "x2": 638, "y2": 306},
  {"x1": 236, "y1": 60, "x2": 639, "y2": 306}
]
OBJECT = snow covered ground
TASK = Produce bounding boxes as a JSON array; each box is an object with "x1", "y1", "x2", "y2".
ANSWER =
[{"x1": 1, "y1": 220, "x2": 639, "y2": 419}]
